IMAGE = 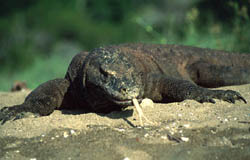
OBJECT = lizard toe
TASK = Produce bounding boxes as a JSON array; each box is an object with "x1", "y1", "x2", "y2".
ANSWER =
[{"x1": 195, "y1": 96, "x2": 216, "y2": 104}]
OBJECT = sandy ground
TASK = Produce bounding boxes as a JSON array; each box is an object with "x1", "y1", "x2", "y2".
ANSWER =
[{"x1": 0, "y1": 84, "x2": 250, "y2": 160}]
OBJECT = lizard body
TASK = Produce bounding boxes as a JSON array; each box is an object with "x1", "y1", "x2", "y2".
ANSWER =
[{"x1": 1, "y1": 44, "x2": 249, "y2": 123}]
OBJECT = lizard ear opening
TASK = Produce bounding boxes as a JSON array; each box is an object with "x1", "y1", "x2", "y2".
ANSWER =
[{"x1": 82, "y1": 58, "x2": 91, "y2": 90}]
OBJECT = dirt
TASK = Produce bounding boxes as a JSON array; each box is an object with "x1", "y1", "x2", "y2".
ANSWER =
[{"x1": 0, "y1": 84, "x2": 250, "y2": 160}]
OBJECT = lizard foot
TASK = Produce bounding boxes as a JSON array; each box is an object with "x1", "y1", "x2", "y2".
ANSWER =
[
  {"x1": 0, "y1": 106, "x2": 39, "y2": 125},
  {"x1": 194, "y1": 89, "x2": 247, "y2": 104}
]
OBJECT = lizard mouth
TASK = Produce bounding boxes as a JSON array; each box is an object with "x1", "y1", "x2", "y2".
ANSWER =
[
  {"x1": 110, "y1": 98, "x2": 143, "y2": 106},
  {"x1": 85, "y1": 82, "x2": 142, "y2": 106}
]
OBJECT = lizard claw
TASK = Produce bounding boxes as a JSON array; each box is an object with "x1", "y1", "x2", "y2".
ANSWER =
[
  {"x1": 222, "y1": 90, "x2": 247, "y2": 104},
  {"x1": 208, "y1": 98, "x2": 216, "y2": 104}
]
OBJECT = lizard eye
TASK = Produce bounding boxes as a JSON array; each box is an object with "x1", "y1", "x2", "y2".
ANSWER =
[
  {"x1": 99, "y1": 67, "x2": 109, "y2": 77},
  {"x1": 100, "y1": 66, "x2": 117, "y2": 77}
]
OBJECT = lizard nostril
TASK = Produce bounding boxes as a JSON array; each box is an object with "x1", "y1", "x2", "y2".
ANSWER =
[{"x1": 121, "y1": 88, "x2": 127, "y2": 94}]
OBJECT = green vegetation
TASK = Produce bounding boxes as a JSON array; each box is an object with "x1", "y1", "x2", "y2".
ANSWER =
[{"x1": 0, "y1": 0, "x2": 250, "y2": 91}]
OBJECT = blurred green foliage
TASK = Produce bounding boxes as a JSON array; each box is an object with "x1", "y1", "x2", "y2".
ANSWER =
[{"x1": 0, "y1": 0, "x2": 250, "y2": 91}]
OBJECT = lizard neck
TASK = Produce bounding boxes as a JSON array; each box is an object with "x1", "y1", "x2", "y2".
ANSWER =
[{"x1": 143, "y1": 73, "x2": 164, "y2": 102}]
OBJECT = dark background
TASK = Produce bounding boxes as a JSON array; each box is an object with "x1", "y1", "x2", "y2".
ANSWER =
[{"x1": 0, "y1": 0, "x2": 250, "y2": 90}]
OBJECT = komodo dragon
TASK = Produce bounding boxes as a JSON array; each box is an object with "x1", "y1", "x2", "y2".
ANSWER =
[{"x1": 1, "y1": 43, "x2": 250, "y2": 124}]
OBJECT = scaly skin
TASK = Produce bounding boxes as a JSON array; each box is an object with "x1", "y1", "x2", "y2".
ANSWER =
[{"x1": 1, "y1": 44, "x2": 249, "y2": 124}]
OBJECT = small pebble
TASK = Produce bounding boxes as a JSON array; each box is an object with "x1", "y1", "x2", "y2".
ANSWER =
[
  {"x1": 183, "y1": 124, "x2": 190, "y2": 128},
  {"x1": 144, "y1": 133, "x2": 149, "y2": 138},
  {"x1": 211, "y1": 129, "x2": 216, "y2": 134},
  {"x1": 181, "y1": 137, "x2": 189, "y2": 142},
  {"x1": 140, "y1": 98, "x2": 154, "y2": 108},
  {"x1": 63, "y1": 132, "x2": 69, "y2": 138},
  {"x1": 115, "y1": 128, "x2": 125, "y2": 132},
  {"x1": 70, "y1": 130, "x2": 76, "y2": 135}
]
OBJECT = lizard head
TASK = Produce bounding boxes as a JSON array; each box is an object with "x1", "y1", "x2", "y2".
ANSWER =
[{"x1": 84, "y1": 47, "x2": 144, "y2": 112}]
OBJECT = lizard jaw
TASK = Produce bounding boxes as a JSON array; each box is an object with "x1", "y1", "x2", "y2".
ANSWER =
[{"x1": 110, "y1": 98, "x2": 143, "y2": 106}]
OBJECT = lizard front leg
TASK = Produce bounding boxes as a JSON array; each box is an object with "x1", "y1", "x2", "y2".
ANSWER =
[
  {"x1": 145, "y1": 74, "x2": 247, "y2": 104},
  {"x1": 0, "y1": 78, "x2": 71, "y2": 124}
]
